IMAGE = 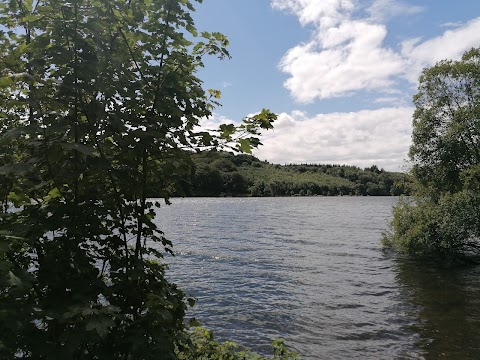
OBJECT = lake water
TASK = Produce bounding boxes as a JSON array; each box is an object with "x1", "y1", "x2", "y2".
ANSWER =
[{"x1": 156, "y1": 197, "x2": 480, "y2": 359}]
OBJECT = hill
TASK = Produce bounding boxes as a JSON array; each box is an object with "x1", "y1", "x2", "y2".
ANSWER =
[{"x1": 177, "y1": 151, "x2": 412, "y2": 197}]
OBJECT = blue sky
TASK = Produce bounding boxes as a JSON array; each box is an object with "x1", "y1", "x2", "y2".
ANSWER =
[{"x1": 193, "y1": 0, "x2": 480, "y2": 171}]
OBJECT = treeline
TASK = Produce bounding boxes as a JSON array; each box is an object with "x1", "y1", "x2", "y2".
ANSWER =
[{"x1": 169, "y1": 151, "x2": 412, "y2": 197}]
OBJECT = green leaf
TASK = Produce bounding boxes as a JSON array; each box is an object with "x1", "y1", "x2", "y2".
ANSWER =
[
  {"x1": 200, "y1": 131, "x2": 214, "y2": 145},
  {"x1": 0, "y1": 231, "x2": 26, "y2": 242},
  {"x1": 0, "y1": 163, "x2": 32, "y2": 176},
  {"x1": 44, "y1": 187, "x2": 62, "y2": 201},
  {"x1": 0, "y1": 127, "x2": 24, "y2": 144},
  {"x1": 61, "y1": 143, "x2": 98, "y2": 157},
  {"x1": 187, "y1": 297, "x2": 196, "y2": 307},
  {"x1": 237, "y1": 138, "x2": 252, "y2": 153},
  {"x1": 7, "y1": 191, "x2": 30, "y2": 207},
  {"x1": 8, "y1": 271, "x2": 22, "y2": 287},
  {"x1": 219, "y1": 123, "x2": 235, "y2": 141},
  {"x1": 208, "y1": 89, "x2": 221, "y2": 99},
  {"x1": 85, "y1": 318, "x2": 113, "y2": 337},
  {"x1": 188, "y1": 317, "x2": 201, "y2": 327}
]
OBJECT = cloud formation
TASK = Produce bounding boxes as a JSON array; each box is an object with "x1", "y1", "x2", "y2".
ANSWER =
[
  {"x1": 367, "y1": 0, "x2": 423, "y2": 22},
  {"x1": 271, "y1": 0, "x2": 354, "y2": 28},
  {"x1": 279, "y1": 20, "x2": 404, "y2": 101},
  {"x1": 401, "y1": 18, "x2": 480, "y2": 83},
  {"x1": 201, "y1": 2, "x2": 480, "y2": 171},
  {"x1": 272, "y1": 0, "x2": 480, "y2": 102},
  {"x1": 254, "y1": 107, "x2": 414, "y2": 171}
]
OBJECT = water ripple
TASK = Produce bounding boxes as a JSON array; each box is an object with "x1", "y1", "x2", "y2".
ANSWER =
[{"x1": 156, "y1": 197, "x2": 480, "y2": 359}]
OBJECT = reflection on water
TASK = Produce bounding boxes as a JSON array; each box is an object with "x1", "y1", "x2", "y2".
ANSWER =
[
  {"x1": 395, "y1": 257, "x2": 480, "y2": 359},
  {"x1": 156, "y1": 197, "x2": 480, "y2": 359}
]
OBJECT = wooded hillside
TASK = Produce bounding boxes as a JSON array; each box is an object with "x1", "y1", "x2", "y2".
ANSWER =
[{"x1": 169, "y1": 151, "x2": 412, "y2": 197}]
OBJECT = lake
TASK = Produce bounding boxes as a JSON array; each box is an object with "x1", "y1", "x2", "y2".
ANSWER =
[{"x1": 156, "y1": 197, "x2": 480, "y2": 359}]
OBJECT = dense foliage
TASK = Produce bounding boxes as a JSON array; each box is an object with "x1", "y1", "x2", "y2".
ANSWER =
[
  {"x1": 0, "y1": 0, "x2": 291, "y2": 358},
  {"x1": 177, "y1": 328, "x2": 299, "y2": 360},
  {"x1": 383, "y1": 48, "x2": 480, "y2": 259},
  {"x1": 183, "y1": 151, "x2": 411, "y2": 197}
]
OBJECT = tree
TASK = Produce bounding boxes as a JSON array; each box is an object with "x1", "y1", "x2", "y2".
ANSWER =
[
  {"x1": 409, "y1": 48, "x2": 480, "y2": 195},
  {"x1": 383, "y1": 48, "x2": 480, "y2": 258},
  {"x1": 193, "y1": 163, "x2": 224, "y2": 196},
  {"x1": 0, "y1": 0, "x2": 278, "y2": 358}
]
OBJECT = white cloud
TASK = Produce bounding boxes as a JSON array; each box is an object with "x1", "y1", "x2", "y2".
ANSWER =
[
  {"x1": 367, "y1": 0, "x2": 423, "y2": 22},
  {"x1": 373, "y1": 96, "x2": 408, "y2": 107},
  {"x1": 200, "y1": 2, "x2": 480, "y2": 170},
  {"x1": 272, "y1": 0, "x2": 480, "y2": 102},
  {"x1": 440, "y1": 21, "x2": 465, "y2": 29},
  {"x1": 271, "y1": 0, "x2": 354, "y2": 28},
  {"x1": 279, "y1": 20, "x2": 404, "y2": 101},
  {"x1": 254, "y1": 107, "x2": 413, "y2": 171},
  {"x1": 197, "y1": 109, "x2": 413, "y2": 171},
  {"x1": 401, "y1": 17, "x2": 480, "y2": 83}
]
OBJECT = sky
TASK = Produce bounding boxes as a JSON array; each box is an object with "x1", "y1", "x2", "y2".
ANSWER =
[{"x1": 192, "y1": 0, "x2": 480, "y2": 171}]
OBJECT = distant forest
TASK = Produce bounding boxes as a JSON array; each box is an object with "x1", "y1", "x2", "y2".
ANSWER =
[{"x1": 163, "y1": 151, "x2": 412, "y2": 197}]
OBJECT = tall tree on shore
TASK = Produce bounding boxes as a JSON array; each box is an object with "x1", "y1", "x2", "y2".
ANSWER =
[
  {"x1": 0, "y1": 0, "x2": 275, "y2": 358},
  {"x1": 383, "y1": 48, "x2": 480, "y2": 258}
]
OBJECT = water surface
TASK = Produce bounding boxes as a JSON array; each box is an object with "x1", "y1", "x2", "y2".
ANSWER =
[{"x1": 156, "y1": 197, "x2": 480, "y2": 359}]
